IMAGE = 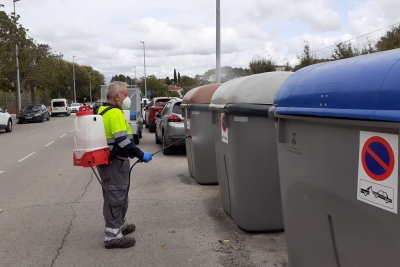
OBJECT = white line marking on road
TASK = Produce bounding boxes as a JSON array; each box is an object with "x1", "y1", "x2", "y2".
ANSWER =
[
  {"x1": 0, "y1": 171, "x2": 4, "y2": 175},
  {"x1": 60, "y1": 134, "x2": 66, "y2": 138},
  {"x1": 45, "y1": 141, "x2": 55, "y2": 147},
  {"x1": 18, "y1": 152, "x2": 36, "y2": 162},
  {"x1": 70, "y1": 129, "x2": 74, "y2": 132}
]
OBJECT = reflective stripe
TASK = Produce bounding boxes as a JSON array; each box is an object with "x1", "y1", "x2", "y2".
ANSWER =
[
  {"x1": 107, "y1": 138, "x2": 115, "y2": 143},
  {"x1": 105, "y1": 227, "x2": 120, "y2": 235},
  {"x1": 114, "y1": 131, "x2": 127, "y2": 138},
  {"x1": 105, "y1": 233, "x2": 123, "y2": 241},
  {"x1": 118, "y1": 138, "x2": 131, "y2": 148},
  {"x1": 127, "y1": 134, "x2": 133, "y2": 139}
]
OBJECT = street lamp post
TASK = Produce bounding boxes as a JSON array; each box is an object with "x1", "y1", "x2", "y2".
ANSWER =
[
  {"x1": 13, "y1": 0, "x2": 21, "y2": 115},
  {"x1": 140, "y1": 41, "x2": 147, "y2": 98},
  {"x1": 216, "y1": 0, "x2": 221, "y2": 83},
  {"x1": 133, "y1": 66, "x2": 136, "y2": 85},
  {"x1": 89, "y1": 71, "x2": 92, "y2": 103},
  {"x1": 73, "y1": 56, "x2": 76, "y2": 103}
]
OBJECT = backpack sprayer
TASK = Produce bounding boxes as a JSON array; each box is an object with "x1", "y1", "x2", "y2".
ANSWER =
[{"x1": 73, "y1": 105, "x2": 192, "y2": 218}]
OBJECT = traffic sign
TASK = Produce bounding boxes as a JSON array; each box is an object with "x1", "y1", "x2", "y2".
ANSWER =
[
  {"x1": 357, "y1": 131, "x2": 398, "y2": 214},
  {"x1": 221, "y1": 113, "x2": 228, "y2": 144},
  {"x1": 361, "y1": 136, "x2": 395, "y2": 181}
]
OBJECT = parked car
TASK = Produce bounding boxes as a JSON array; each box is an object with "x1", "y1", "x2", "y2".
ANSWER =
[
  {"x1": 145, "y1": 97, "x2": 175, "y2": 133},
  {"x1": 92, "y1": 101, "x2": 103, "y2": 114},
  {"x1": 18, "y1": 104, "x2": 50, "y2": 123},
  {"x1": 70, "y1": 103, "x2": 83, "y2": 113},
  {"x1": 154, "y1": 99, "x2": 185, "y2": 155},
  {"x1": 0, "y1": 107, "x2": 12, "y2": 133},
  {"x1": 51, "y1": 98, "x2": 70, "y2": 117}
]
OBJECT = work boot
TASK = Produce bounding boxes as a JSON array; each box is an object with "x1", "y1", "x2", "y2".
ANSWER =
[
  {"x1": 122, "y1": 223, "x2": 136, "y2": 235},
  {"x1": 105, "y1": 236, "x2": 136, "y2": 249}
]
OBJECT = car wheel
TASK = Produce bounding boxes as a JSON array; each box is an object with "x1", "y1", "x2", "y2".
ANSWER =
[
  {"x1": 139, "y1": 130, "x2": 142, "y2": 139},
  {"x1": 162, "y1": 134, "x2": 172, "y2": 155},
  {"x1": 5, "y1": 119, "x2": 12, "y2": 132},
  {"x1": 133, "y1": 134, "x2": 139, "y2": 145},
  {"x1": 41, "y1": 115, "x2": 45, "y2": 122},
  {"x1": 155, "y1": 132, "x2": 161, "y2": 144},
  {"x1": 46, "y1": 115, "x2": 50, "y2": 121},
  {"x1": 145, "y1": 120, "x2": 149, "y2": 128},
  {"x1": 149, "y1": 124, "x2": 156, "y2": 133}
]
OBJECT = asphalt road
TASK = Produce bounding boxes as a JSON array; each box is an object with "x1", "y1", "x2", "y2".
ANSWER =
[{"x1": 0, "y1": 114, "x2": 288, "y2": 267}]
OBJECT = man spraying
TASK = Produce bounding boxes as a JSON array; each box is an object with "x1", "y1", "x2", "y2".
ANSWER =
[{"x1": 97, "y1": 81, "x2": 152, "y2": 249}]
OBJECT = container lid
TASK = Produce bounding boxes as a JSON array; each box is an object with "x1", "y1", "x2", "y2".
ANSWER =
[
  {"x1": 274, "y1": 49, "x2": 400, "y2": 122},
  {"x1": 182, "y1": 83, "x2": 222, "y2": 105},
  {"x1": 209, "y1": 72, "x2": 293, "y2": 110}
]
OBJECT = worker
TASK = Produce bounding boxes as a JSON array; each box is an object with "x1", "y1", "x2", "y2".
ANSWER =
[{"x1": 96, "y1": 81, "x2": 152, "y2": 249}]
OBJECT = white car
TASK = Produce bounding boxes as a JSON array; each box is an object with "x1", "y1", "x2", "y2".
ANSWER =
[
  {"x1": 0, "y1": 107, "x2": 12, "y2": 133},
  {"x1": 70, "y1": 103, "x2": 83, "y2": 113}
]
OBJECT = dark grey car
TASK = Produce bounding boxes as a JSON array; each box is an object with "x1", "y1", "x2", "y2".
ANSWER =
[
  {"x1": 154, "y1": 99, "x2": 185, "y2": 155},
  {"x1": 18, "y1": 104, "x2": 50, "y2": 123}
]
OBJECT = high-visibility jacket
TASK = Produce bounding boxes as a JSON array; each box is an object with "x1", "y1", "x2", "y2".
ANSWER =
[{"x1": 98, "y1": 103, "x2": 143, "y2": 159}]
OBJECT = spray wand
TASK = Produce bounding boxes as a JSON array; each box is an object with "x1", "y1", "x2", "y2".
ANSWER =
[{"x1": 89, "y1": 135, "x2": 192, "y2": 219}]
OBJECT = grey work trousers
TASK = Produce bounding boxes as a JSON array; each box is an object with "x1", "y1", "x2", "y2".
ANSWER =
[{"x1": 97, "y1": 157, "x2": 130, "y2": 245}]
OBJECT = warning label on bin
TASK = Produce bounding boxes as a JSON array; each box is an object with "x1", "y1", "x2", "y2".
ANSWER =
[
  {"x1": 357, "y1": 131, "x2": 398, "y2": 213},
  {"x1": 221, "y1": 113, "x2": 228, "y2": 144}
]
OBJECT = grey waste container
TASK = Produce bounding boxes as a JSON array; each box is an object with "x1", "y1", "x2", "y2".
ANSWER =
[
  {"x1": 181, "y1": 88, "x2": 198, "y2": 178},
  {"x1": 182, "y1": 83, "x2": 222, "y2": 184},
  {"x1": 272, "y1": 48, "x2": 400, "y2": 267},
  {"x1": 209, "y1": 72, "x2": 292, "y2": 231}
]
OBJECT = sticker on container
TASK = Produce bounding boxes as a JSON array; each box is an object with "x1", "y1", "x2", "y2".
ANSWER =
[
  {"x1": 357, "y1": 131, "x2": 398, "y2": 214},
  {"x1": 192, "y1": 111, "x2": 200, "y2": 115},
  {"x1": 221, "y1": 113, "x2": 228, "y2": 144},
  {"x1": 186, "y1": 118, "x2": 190, "y2": 129},
  {"x1": 234, "y1": 116, "x2": 248, "y2": 122}
]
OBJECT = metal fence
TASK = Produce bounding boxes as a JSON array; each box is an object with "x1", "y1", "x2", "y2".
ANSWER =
[{"x1": 0, "y1": 92, "x2": 51, "y2": 110}]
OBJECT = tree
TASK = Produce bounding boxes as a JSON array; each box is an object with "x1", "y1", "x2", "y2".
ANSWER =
[
  {"x1": 178, "y1": 72, "x2": 181, "y2": 84},
  {"x1": 169, "y1": 92, "x2": 180, "y2": 98},
  {"x1": 293, "y1": 41, "x2": 319, "y2": 71},
  {"x1": 249, "y1": 54, "x2": 275, "y2": 74},
  {"x1": 139, "y1": 75, "x2": 169, "y2": 98},
  {"x1": 376, "y1": 25, "x2": 400, "y2": 51},
  {"x1": 173, "y1": 69, "x2": 177, "y2": 84},
  {"x1": 331, "y1": 41, "x2": 360, "y2": 60},
  {"x1": 165, "y1": 76, "x2": 173, "y2": 85}
]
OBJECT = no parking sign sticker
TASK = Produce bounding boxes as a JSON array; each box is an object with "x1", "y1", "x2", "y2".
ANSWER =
[
  {"x1": 221, "y1": 113, "x2": 228, "y2": 144},
  {"x1": 357, "y1": 131, "x2": 398, "y2": 213}
]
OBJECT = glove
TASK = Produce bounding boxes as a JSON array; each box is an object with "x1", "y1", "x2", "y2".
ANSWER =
[{"x1": 141, "y1": 152, "x2": 152, "y2": 163}]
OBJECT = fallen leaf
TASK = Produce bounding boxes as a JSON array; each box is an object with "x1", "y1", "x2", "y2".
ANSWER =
[
  {"x1": 0, "y1": 209, "x2": 2, "y2": 213},
  {"x1": 59, "y1": 174, "x2": 62, "y2": 176},
  {"x1": 162, "y1": 245, "x2": 168, "y2": 249},
  {"x1": 223, "y1": 239, "x2": 230, "y2": 243}
]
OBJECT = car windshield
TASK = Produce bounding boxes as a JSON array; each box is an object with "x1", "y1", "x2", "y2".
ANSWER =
[
  {"x1": 155, "y1": 99, "x2": 169, "y2": 107},
  {"x1": 172, "y1": 103, "x2": 182, "y2": 114},
  {"x1": 23, "y1": 106, "x2": 41, "y2": 112},
  {"x1": 71, "y1": 103, "x2": 80, "y2": 107},
  {"x1": 53, "y1": 101, "x2": 65, "y2": 107}
]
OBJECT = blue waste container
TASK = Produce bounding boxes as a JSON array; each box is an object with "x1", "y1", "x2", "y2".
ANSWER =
[{"x1": 272, "y1": 48, "x2": 400, "y2": 267}]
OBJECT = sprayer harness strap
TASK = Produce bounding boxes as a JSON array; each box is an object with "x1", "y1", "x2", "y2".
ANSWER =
[{"x1": 98, "y1": 106, "x2": 121, "y2": 160}]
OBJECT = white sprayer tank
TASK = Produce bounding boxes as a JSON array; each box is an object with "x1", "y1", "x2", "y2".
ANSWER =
[{"x1": 73, "y1": 106, "x2": 110, "y2": 167}]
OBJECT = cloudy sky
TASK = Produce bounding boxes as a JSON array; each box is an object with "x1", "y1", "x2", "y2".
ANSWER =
[{"x1": 1, "y1": 0, "x2": 399, "y2": 83}]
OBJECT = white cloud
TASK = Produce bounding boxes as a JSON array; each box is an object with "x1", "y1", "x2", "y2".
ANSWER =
[{"x1": 1, "y1": 0, "x2": 399, "y2": 83}]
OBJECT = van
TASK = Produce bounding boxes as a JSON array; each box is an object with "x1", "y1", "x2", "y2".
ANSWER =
[{"x1": 51, "y1": 98, "x2": 70, "y2": 117}]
